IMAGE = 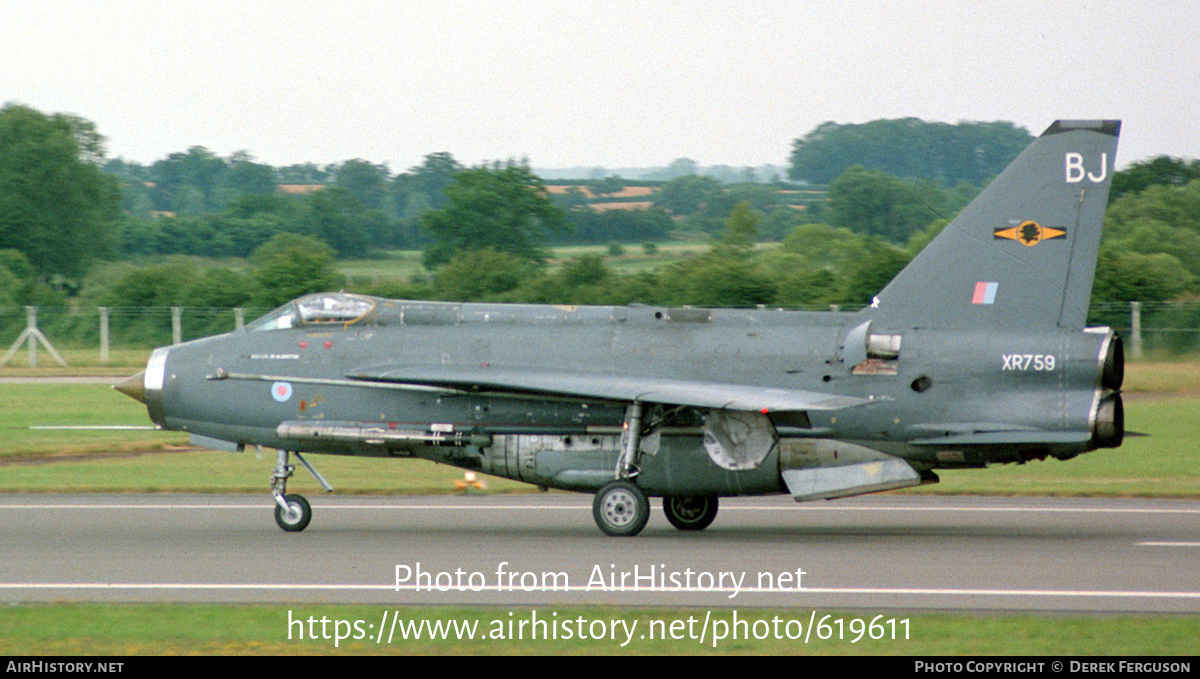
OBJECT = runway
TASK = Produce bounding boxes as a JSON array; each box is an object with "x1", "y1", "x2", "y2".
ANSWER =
[{"x1": 1, "y1": 493, "x2": 1198, "y2": 613}]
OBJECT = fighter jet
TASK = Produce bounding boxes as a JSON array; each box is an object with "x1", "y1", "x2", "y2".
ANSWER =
[{"x1": 115, "y1": 120, "x2": 1125, "y2": 536}]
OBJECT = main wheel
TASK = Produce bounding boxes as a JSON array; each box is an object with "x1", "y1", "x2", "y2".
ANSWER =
[
  {"x1": 592, "y1": 481, "x2": 649, "y2": 536},
  {"x1": 663, "y1": 495, "x2": 719, "y2": 531},
  {"x1": 274, "y1": 493, "x2": 312, "y2": 532}
]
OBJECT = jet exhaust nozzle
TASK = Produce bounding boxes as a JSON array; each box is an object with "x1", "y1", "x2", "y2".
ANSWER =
[
  {"x1": 113, "y1": 370, "x2": 147, "y2": 404},
  {"x1": 1092, "y1": 393, "x2": 1124, "y2": 449},
  {"x1": 1101, "y1": 334, "x2": 1125, "y2": 392}
]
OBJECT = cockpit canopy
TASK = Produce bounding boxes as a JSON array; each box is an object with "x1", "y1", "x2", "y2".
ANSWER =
[{"x1": 247, "y1": 293, "x2": 376, "y2": 331}]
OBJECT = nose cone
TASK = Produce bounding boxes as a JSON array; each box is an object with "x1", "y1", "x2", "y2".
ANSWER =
[{"x1": 113, "y1": 370, "x2": 147, "y2": 404}]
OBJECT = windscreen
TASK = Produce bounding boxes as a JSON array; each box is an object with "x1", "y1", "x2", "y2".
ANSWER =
[{"x1": 246, "y1": 293, "x2": 375, "y2": 331}]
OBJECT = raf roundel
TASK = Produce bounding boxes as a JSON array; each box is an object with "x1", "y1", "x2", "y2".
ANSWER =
[{"x1": 271, "y1": 381, "x2": 294, "y2": 403}]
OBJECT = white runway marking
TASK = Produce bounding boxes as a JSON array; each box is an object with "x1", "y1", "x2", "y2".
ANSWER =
[
  {"x1": 0, "y1": 582, "x2": 1198, "y2": 601},
  {"x1": 1139, "y1": 541, "x2": 1200, "y2": 547}
]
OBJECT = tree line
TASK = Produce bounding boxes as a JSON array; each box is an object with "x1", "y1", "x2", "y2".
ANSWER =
[{"x1": 3, "y1": 102, "x2": 1200, "y2": 351}]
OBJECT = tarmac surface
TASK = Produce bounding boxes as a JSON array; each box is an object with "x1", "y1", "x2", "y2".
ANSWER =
[{"x1": 1, "y1": 493, "x2": 1198, "y2": 613}]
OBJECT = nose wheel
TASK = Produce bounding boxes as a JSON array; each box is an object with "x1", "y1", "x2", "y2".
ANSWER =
[
  {"x1": 270, "y1": 449, "x2": 331, "y2": 532},
  {"x1": 274, "y1": 493, "x2": 312, "y2": 532}
]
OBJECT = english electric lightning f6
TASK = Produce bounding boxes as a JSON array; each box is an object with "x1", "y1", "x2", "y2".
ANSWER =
[{"x1": 116, "y1": 120, "x2": 1125, "y2": 536}]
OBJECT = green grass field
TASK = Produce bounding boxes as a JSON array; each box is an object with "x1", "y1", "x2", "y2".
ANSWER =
[
  {"x1": 1, "y1": 395, "x2": 1196, "y2": 498},
  {"x1": 0, "y1": 604, "x2": 1196, "y2": 655},
  {"x1": 2, "y1": 361, "x2": 1197, "y2": 497}
]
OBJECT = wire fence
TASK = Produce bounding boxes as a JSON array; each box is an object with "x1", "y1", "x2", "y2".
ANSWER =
[{"x1": 2, "y1": 300, "x2": 1200, "y2": 368}]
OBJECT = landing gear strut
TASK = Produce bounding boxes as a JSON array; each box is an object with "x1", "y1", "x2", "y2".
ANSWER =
[
  {"x1": 270, "y1": 449, "x2": 331, "y2": 533},
  {"x1": 593, "y1": 402, "x2": 651, "y2": 536}
]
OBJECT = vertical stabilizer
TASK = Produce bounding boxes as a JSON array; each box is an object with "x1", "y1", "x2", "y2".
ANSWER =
[{"x1": 868, "y1": 120, "x2": 1120, "y2": 331}]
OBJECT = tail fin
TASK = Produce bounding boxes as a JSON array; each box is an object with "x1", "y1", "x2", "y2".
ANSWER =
[{"x1": 868, "y1": 120, "x2": 1120, "y2": 331}]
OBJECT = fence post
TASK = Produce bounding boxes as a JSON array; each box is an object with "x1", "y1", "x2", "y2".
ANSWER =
[
  {"x1": 26, "y1": 307, "x2": 35, "y2": 368},
  {"x1": 99, "y1": 307, "x2": 110, "y2": 364},
  {"x1": 235, "y1": 308, "x2": 245, "y2": 330},
  {"x1": 1130, "y1": 301, "x2": 1143, "y2": 361},
  {"x1": 172, "y1": 307, "x2": 182, "y2": 345},
  {"x1": 0, "y1": 306, "x2": 67, "y2": 367}
]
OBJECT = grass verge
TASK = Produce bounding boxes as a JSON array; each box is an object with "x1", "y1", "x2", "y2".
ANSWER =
[
  {"x1": 0, "y1": 604, "x2": 1197, "y2": 655},
  {"x1": 2, "y1": 376, "x2": 1197, "y2": 497}
]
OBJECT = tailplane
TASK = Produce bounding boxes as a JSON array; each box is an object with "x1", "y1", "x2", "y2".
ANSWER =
[{"x1": 868, "y1": 120, "x2": 1120, "y2": 331}]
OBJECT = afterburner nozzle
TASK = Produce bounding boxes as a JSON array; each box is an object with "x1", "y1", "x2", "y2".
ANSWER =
[{"x1": 113, "y1": 370, "x2": 147, "y2": 404}]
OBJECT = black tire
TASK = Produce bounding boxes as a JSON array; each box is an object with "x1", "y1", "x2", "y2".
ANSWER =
[
  {"x1": 592, "y1": 481, "x2": 650, "y2": 537},
  {"x1": 274, "y1": 493, "x2": 312, "y2": 532},
  {"x1": 663, "y1": 495, "x2": 719, "y2": 531}
]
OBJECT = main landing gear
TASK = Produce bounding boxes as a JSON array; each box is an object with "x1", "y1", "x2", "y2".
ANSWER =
[
  {"x1": 271, "y1": 449, "x2": 332, "y2": 532},
  {"x1": 593, "y1": 481, "x2": 650, "y2": 536},
  {"x1": 662, "y1": 495, "x2": 719, "y2": 531},
  {"x1": 592, "y1": 485, "x2": 721, "y2": 536},
  {"x1": 591, "y1": 402, "x2": 720, "y2": 536}
]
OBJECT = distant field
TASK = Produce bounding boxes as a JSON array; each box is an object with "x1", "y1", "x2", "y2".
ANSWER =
[
  {"x1": 336, "y1": 249, "x2": 426, "y2": 283},
  {"x1": 543, "y1": 241, "x2": 715, "y2": 275},
  {"x1": 334, "y1": 241, "x2": 729, "y2": 283}
]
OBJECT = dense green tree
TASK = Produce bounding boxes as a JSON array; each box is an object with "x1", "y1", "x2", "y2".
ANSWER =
[
  {"x1": 753, "y1": 249, "x2": 844, "y2": 307},
  {"x1": 559, "y1": 207, "x2": 672, "y2": 244},
  {"x1": 297, "y1": 188, "x2": 374, "y2": 256},
  {"x1": 758, "y1": 205, "x2": 815, "y2": 241},
  {"x1": 721, "y1": 202, "x2": 761, "y2": 248},
  {"x1": 97, "y1": 259, "x2": 200, "y2": 309},
  {"x1": 421, "y1": 161, "x2": 565, "y2": 267},
  {"x1": 652, "y1": 174, "x2": 722, "y2": 216},
  {"x1": 0, "y1": 249, "x2": 35, "y2": 283},
  {"x1": 657, "y1": 158, "x2": 700, "y2": 180},
  {"x1": 1102, "y1": 180, "x2": 1200, "y2": 283},
  {"x1": 398, "y1": 152, "x2": 462, "y2": 210},
  {"x1": 392, "y1": 153, "x2": 464, "y2": 244},
  {"x1": 1111, "y1": 156, "x2": 1200, "y2": 199},
  {"x1": 826, "y1": 167, "x2": 951, "y2": 243},
  {"x1": 789, "y1": 118, "x2": 1031, "y2": 185},
  {"x1": 276, "y1": 162, "x2": 332, "y2": 185},
  {"x1": 591, "y1": 176, "x2": 625, "y2": 197},
  {"x1": 224, "y1": 151, "x2": 277, "y2": 196},
  {"x1": 149, "y1": 146, "x2": 228, "y2": 214},
  {"x1": 1093, "y1": 249, "x2": 1192, "y2": 304},
  {"x1": 0, "y1": 104, "x2": 121, "y2": 280},
  {"x1": 0, "y1": 264, "x2": 18, "y2": 307},
  {"x1": 781, "y1": 222, "x2": 866, "y2": 265},
  {"x1": 431, "y1": 248, "x2": 538, "y2": 301},
  {"x1": 558, "y1": 254, "x2": 609, "y2": 288},
  {"x1": 335, "y1": 159, "x2": 390, "y2": 211},
  {"x1": 654, "y1": 249, "x2": 775, "y2": 307},
  {"x1": 250, "y1": 233, "x2": 344, "y2": 307},
  {"x1": 843, "y1": 237, "x2": 911, "y2": 305}
]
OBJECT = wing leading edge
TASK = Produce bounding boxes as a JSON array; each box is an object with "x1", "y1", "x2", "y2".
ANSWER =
[{"x1": 348, "y1": 364, "x2": 868, "y2": 412}]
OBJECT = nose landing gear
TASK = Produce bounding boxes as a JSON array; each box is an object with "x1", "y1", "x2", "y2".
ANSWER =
[{"x1": 270, "y1": 449, "x2": 332, "y2": 532}]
